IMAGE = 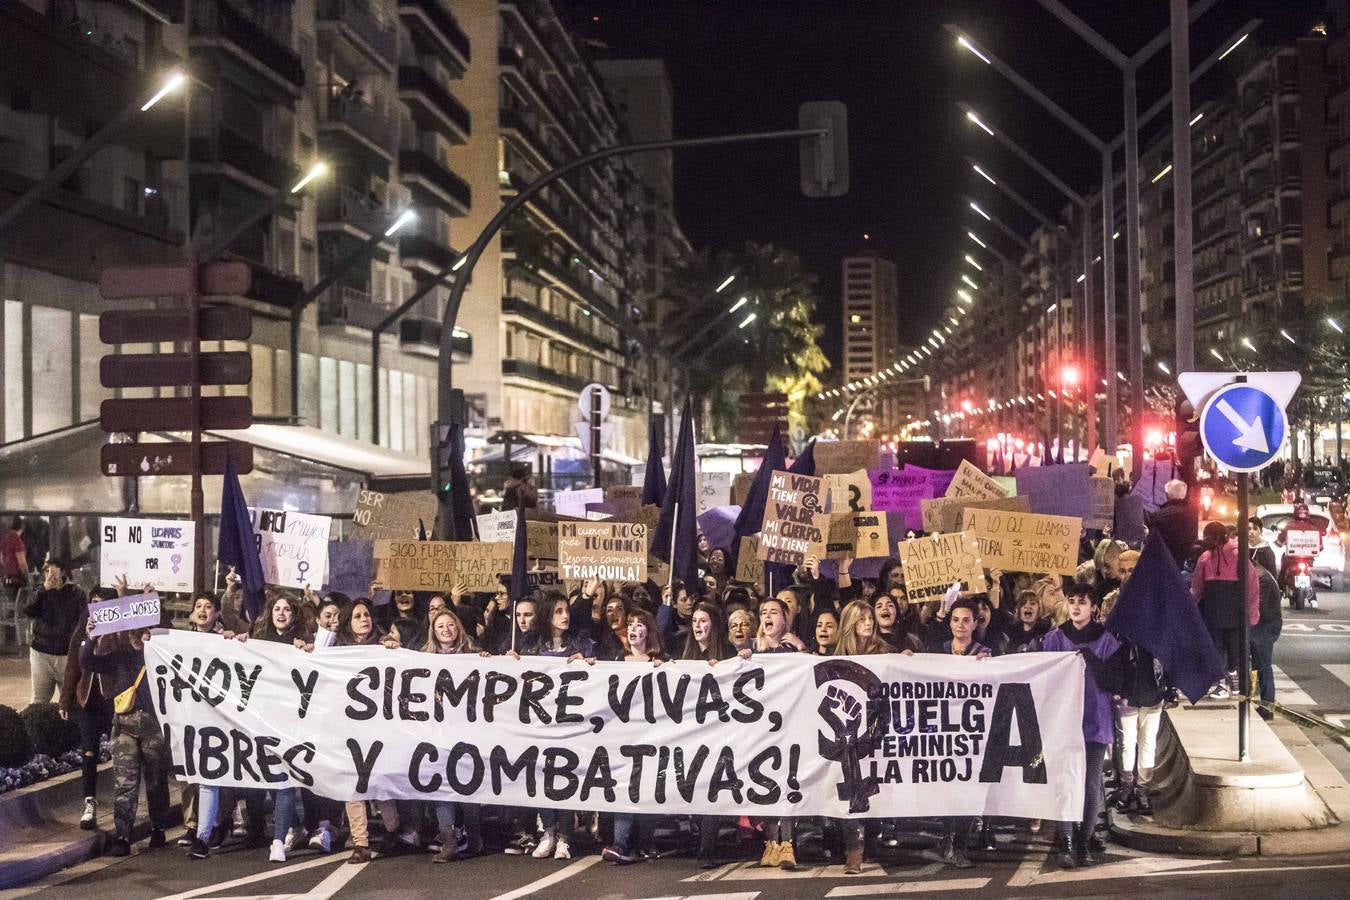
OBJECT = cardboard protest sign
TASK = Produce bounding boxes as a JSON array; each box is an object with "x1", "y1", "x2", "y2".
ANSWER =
[
  {"x1": 89, "y1": 591, "x2": 161, "y2": 636},
  {"x1": 476, "y1": 510, "x2": 518, "y2": 544},
  {"x1": 325, "y1": 540, "x2": 374, "y2": 597},
  {"x1": 756, "y1": 471, "x2": 825, "y2": 566},
  {"x1": 523, "y1": 570, "x2": 563, "y2": 590},
  {"x1": 555, "y1": 488, "x2": 603, "y2": 518},
  {"x1": 735, "y1": 535, "x2": 765, "y2": 584},
  {"x1": 148, "y1": 630, "x2": 1089, "y2": 821},
  {"x1": 824, "y1": 469, "x2": 872, "y2": 514},
  {"x1": 558, "y1": 521, "x2": 648, "y2": 582},
  {"x1": 731, "y1": 472, "x2": 757, "y2": 506},
  {"x1": 897, "y1": 531, "x2": 987, "y2": 600},
  {"x1": 1087, "y1": 477, "x2": 1116, "y2": 531},
  {"x1": 963, "y1": 508, "x2": 1082, "y2": 576},
  {"x1": 100, "y1": 517, "x2": 194, "y2": 593},
  {"x1": 351, "y1": 490, "x2": 436, "y2": 540},
  {"x1": 251, "y1": 508, "x2": 332, "y2": 589},
  {"x1": 697, "y1": 471, "x2": 733, "y2": 514},
  {"x1": 808, "y1": 512, "x2": 856, "y2": 560},
  {"x1": 1088, "y1": 447, "x2": 1109, "y2": 475},
  {"x1": 605, "y1": 485, "x2": 643, "y2": 506},
  {"x1": 944, "y1": 460, "x2": 1010, "y2": 500},
  {"x1": 921, "y1": 495, "x2": 1030, "y2": 536},
  {"x1": 1016, "y1": 463, "x2": 1094, "y2": 519},
  {"x1": 851, "y1": 512, "x2": 890, "y2": 559},
  {"x1": 526, "y1": 521, "x2": 558, "y2": 561},
  {"x1": 906, "y1": 465, "x2": 958, "y2": 498},
  {"x1": 373, "y1": 540, "x2": 513, "y2": 591},
  {"x1": 869, "y1": 468, "x2": 933, "y2": 532},
  {"x1": 815, "y1": 439, "x2": 880, "y2": 475}
]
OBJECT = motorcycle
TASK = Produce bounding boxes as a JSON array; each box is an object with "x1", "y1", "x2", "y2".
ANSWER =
[{"x1": 1282, "y1": 556, "x2": 1318, "y2": 610}]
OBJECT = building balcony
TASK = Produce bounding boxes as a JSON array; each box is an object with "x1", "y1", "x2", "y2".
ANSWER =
[
  {"x1": 502, "y1": 358, "x2": 592, "y2": 395},
  {"x1": 1240, "y1": 139, "x2": 1272, "y2": 166},
  {"x1": 399, "y1": 233, "x2": 459, "y2": 274},
  {"x1": 398, "y1": 148, "x2": 471, "y2": 215},
  {"x1": 1277, "y1": 125, "x2": 1300, "y2": 144},
  {"x1": 191, "y1": 0, "x2": 304, "y2": 94},
  {"x1": 190, "y1": 126, "x2": 299, "y2": 194},
  {"x1": 1278, "y1": 221, "x2": 1304, "y2": 241},
  {"x1": 503, "y1": 295, "x2": 612, "y2": 353},
  {"x1": 1243, "y1": 232, "x2": 1276, "y2": 255},
  {"x1": 319, "y1": 92, "x2": 395, "y2": 163},
  {"x1": 398, "y1": 67, "x2": 471, "y2": 143},
  {"x1": 1240, "y1": 88, "x2": 1272, "y2": 119},
  {"x1": 399, "y1": 0, "x2": 470, "y2": 73},
  {"x1": 318, "y1": 184, "x2": 388, "y2": 238},
  {"x1": 244, "y1": 263, "x2": 304, "y2": 308},
  {"x1": 1280, "y1": 174, "x2": 1303, "y2": 192},
  {"x1": 499, "y1": 106, "x2": 559, "y2": 169},
  {"x1": 316, "y1": 0, "x2": 397, "y2": 73},
  {"x1": 318, "y1": 284, "x2": 391, "y2": 330}
]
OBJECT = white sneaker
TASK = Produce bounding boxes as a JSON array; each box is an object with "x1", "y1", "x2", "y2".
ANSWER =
[
  {"x1": 284, "y1": 826, "x2": 304, "y2": 852},
  {"x1": 308, "y1": 826, "x2": 334, "y2": 853},
  {"x1": 554, "y1": 837, "x2": 571, "y2": 860},
  {"x1": 80, "y1": 797, "x2": 96, "y2": 830},
  {"x1": 532, "y1": 830, "x2": 557, "y2": 859},
  {"x1": 269, "y1": 839, "x2": 286, "y2": 863}
]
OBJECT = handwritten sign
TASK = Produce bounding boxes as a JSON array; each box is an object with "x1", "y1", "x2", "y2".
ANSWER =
[
  {"x1": 963, "y1": 508, "x2": 1082, "y2": 576},
  {"x1": 731, "y1": 472, "x2": 757, "y2": 507},
  {"x1": 906, "y1": 465, "x2": 958, "y2": 498},
  {"x1": 555, "y1": 488, "x2": 603, "y2": 518},
  {"x1": 1087, "y1": 477, "x2": 1116, "y2": 531},
  {"x1": 897, "y1": 532, "x2": 986, "y2": 600},
  {"x1": 735, "y1": 535, "x2": 765, "y2": 584},
  {"x1": 824, "y1": 469, "x2": 872, "y2": 514},
  {"x1": 373, "y1": 540, "x2": 513, "y2": 592},
  {"x1": 476, "y1": 510, "x2": 518, "y2": 543},
  {"x1": 698, "y1": 472, "x2": 733, "y2": 514},
  {"x1": 851, "y1": 512, "x2": 891, "y2": 559},
  {"x1": 99, "y1": 517, "x2": 194, "y2": 593},
  {"x1": 250, "y1": 509, "x2": 332, "y2": 589},
  {"x1": 526, "y1": 521, "x2": 558, "y2": 561},
  {"x1": 757, "y1": 471, "x2": 825, "y2": 566},
  {"x1": 89, "y1": 591, "x2": 161, "y2": 636},
  {"x1": 945, "y1": 460, "x2": 1010, "y2": 500},
  {"x1": 558, "y1": 521, "x2": 648, "y2": 582},
  {"x1": 921, "y1": 495, "x2": 1030, "y2": 536},
  {"x1": 351, "y1": 490, "x2": 435, "y2": 540},
  {"x1": 325, "y1": 540, "x2": 374, "y2": 597},
  {"x1": 869, "y1": 468, "x2": 933, "y2": 531},
  {"x1": 815, "y1": 439, "x2": 880, "y2": 475}
]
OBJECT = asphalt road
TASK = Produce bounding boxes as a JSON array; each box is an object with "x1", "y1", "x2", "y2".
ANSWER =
[
  {"x1": 1268, "y1": 583, "x2": 1350, "y2": 780},
  {"x1": 9, "y1": 826, "x2": 1350, "y2": 900}
]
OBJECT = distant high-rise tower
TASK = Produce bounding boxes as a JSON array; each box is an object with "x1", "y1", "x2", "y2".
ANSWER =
[{"x1": 841, "y1": 251, "x2": 900, "y2": 424}]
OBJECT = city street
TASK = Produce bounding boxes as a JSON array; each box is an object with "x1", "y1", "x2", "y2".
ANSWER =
[
  {"x1": 1270, "y1": 586, "x2": 1350, "y2": 780},
  {"x1": 9, "y1": 826, "x2": 1350, "y2": 900}
]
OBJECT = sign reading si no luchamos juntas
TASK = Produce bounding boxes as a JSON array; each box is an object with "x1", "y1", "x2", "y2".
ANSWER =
[{"x1": 146, "y1": 632, "x2": 1086, "y2": 820}]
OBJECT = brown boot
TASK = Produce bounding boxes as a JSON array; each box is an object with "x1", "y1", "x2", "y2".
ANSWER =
[
  {"x1": 844, "y1": 847, "x2": 863, "y2": 875},
  {"x1": 758, "y1": 839, "x2": 780, "y2": 867},
  {"x1": 777, "y1": 840, "x2": 797, "y2": 870},
  {"x1": 347, "y1": 845, "x2": 371, "y2": 864},
  {"x1": 431, "y1": 830, "x2": 458, "y2": 864}
]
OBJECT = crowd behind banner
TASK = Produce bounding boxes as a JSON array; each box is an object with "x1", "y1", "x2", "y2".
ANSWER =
[{"x1": 18, "y1": 437, "x2": 1283, "y2": 874}]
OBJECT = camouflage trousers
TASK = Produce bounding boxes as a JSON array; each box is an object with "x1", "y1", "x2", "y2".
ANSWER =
[{"x1": 112, "y1": 709, "x2": 170, "y2": 841}]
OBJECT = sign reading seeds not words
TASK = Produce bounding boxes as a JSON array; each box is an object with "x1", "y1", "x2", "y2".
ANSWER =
[
  {"x1": 373, "y1": 540, "x2": 513, "y2": 592},
  {"x1": 757, "y1": 471, "x2": 825, "y2": 566},
  {"x1": 897, "y1": 531, "x2": 987, "y2": 600},
  {"x1": 89, "y1": 591, "x2": 161, "y2": 637},
  {"x1": 558, "y1": 521, "x2": 648, "y2": 582},
  {"x1": 963, "y1": 508, "x2": 1082, "y2": 576}
]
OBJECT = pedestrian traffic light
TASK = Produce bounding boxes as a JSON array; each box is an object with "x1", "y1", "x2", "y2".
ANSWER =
[
  {"x1": 1176, "y1": 397, "x2": 1202, "y2": 480},
  {"x1": 799, "y1": 101, "x2": 849, "y2": 197}
]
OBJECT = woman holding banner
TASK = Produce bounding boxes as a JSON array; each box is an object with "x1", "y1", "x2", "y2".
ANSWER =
[
  {"x1": 753, "y1": 597, "x2": 799, "y2": 870},
  {"x1": 335, "y1": 598, "x2": 406, "y2": 864},
  {"x1": 601, "y1": 611, "x2": 667, "y2": 865},
  {"x1": 831, "y1": 600, "x2": 890, "y2": 873},
  {"x1": 727, "y1": 606, "x2": 757, "y2": 655}
]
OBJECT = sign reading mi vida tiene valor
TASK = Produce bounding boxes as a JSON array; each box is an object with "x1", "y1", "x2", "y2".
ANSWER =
[
  {"x1": 757, "y1": 471, "x2": 825, "y2": 566},
  {"x1": 146, "y1": 631, "x2": 1086, "y2": 820},
  {"x1": 372, "y1": 540, "x2": 513, "y2": 592}
]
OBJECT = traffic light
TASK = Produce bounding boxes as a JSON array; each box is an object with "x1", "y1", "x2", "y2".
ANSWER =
[
  {"x1": 799, "y1": 101, "x2": 849, "y2": 197},
  {"x1": 1176, "y1": 397, "x2": 1202, "y2": 482},
  {"x1": 97, "y1": 262, "x2": 254, "y2": 476}
]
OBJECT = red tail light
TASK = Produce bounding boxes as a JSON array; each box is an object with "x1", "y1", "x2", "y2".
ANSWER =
[{"x1": 1298, "y1": 561, "x2": 1309, "y2": 573}]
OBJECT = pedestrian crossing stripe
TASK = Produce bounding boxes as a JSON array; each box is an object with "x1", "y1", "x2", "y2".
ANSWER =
[{"x1": 1271, "y1": 665, "x2": 1317, "y2": 706}]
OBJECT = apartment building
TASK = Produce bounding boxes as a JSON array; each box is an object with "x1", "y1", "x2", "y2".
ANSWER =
[{"x1": 840, "y1": 250, "x2": 899, "y2": 425}]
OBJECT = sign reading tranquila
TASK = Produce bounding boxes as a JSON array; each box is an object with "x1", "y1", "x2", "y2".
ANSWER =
[{"x1": 146, "y1": 631, "x2": 1086, "y2": 821}]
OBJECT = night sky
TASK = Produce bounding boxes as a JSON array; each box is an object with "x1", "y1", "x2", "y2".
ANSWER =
[{"x1": 559, "y1": 0, "x2": 1327, "y2": 376}]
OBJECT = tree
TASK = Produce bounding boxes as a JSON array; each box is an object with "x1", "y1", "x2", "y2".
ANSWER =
[{"x1": 667, "y1": 242, "x2": 828, "y2": 441}]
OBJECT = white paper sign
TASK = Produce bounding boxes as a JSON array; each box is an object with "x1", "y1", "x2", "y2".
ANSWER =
[
  {"x1": 476, "y1": 510, "x2": 517, "y2": 543},
  {"x1": 698, "y1": 472, "x2": 733, "y2": 514},
  {"x1": 249, "y1": 508, "x2": 332, "y2": 589},
  {"x1": 554, "y1": 488, "x2": 604, "y2": 518},
  {"x1": 99, "y1": 517, "x2": 195, "y2": 593}
]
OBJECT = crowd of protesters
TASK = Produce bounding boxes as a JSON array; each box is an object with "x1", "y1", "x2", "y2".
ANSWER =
[{"x1": 12, "y1": 472, "x2": 1296, "y2": 873}]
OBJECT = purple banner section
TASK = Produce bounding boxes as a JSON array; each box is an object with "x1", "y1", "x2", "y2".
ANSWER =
[
  {"x1": 1016, "y1": 463, "x2": 1094, "y2": 518},
  {"x1": 89, "y1": 591, "x2": 161, "y2": 637},
  {"x1": 869, "y1": 468, "x2": 934, "y2": 531}
]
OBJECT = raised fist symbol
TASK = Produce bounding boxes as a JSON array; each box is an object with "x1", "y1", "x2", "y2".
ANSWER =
[{"x1": 819, "y1": 684, "x2": 862, "y2": 739}]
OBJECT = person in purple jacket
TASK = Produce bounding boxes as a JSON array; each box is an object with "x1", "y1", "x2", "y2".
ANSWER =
[{"x1": 1041, "y1": 581, "x2": 1124, "y2": 869}]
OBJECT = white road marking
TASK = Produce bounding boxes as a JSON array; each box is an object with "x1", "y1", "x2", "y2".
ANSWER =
[
  {"x1": 1271, "y1": 665, "x2": 1317, "y2": 706},
  {"x1": 682, "y1": 860, "x2": 900, "y2": 881},
  {"x1": 154, "y1": 854, "x2": 346, "y2": 900},
  {"x1": 826, "y1": 877, "x2": 990, "y2": 896},
  {"x1": 1006, "y1": 851, "x2": 1046, "y2": 887},
  {"x1": 1324, "y1": 664, "x2": 1350, "y2": 688},
  {"x1": 487, "y1": 855, "x2": 603, "y2": 900},
  {"x1": 631, "y1": 893, "x2": 760, "y2": 900},
  {"x1": 1009, "y1": 855, "x2": 1225, "y2": 885},
  {"x1": 1144, "y1": 862, "x2": 1350, "y2": 877}
]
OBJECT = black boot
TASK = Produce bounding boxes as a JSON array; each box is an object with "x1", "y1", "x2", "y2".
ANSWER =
[
  {"x1": 977, "y1": 820, "x2": 997, "y2": 852},
  {"x1": 1076, "y1": 825, "x2": 1097, "y2": 866},
  {"x1": 1056, "y1": 830, "x2": 1077, "y2": 869},
  {"x1": 697, "y1": 819, "x2": 718, "y2": 869}
]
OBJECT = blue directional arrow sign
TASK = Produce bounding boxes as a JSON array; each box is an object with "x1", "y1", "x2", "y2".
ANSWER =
[{"x1": 1198, "y1": 382, "x2": 1288, "y2": 473}]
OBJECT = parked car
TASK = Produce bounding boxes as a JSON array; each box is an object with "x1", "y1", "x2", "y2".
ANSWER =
[{"x1": 1255, "y1": 503, "x2": 1345, "y2": 590}]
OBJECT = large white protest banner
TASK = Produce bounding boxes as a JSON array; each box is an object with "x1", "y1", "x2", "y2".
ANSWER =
[
  {"x1": 147, "y1": 631, "x2": 1085, "y2": 820},
  {"x1": 100, "y1": 517, "x2": 195, "y2": 593},
  {"x1": 250, "y1": 509, "x2": 332, "y2": 589}
]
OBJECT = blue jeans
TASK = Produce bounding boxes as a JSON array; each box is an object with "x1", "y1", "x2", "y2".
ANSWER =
[
  {"x1": 273, "y1": 788, "x2": 300, "y2": 842},
  {"x1": 539, "y1": 807, "x2": 571, "y2": 833},
  {"x1": 196, "y1": 786, "x2": 219, "y2": 841},
  {"x1": 434, "y1": 801, "x2": 480, "y2": 834},
  {"x1": 613, "y1": 813, "x2": 651, "y2": 854},
  {"x1": 1250, "y1": 628, "x2": 1278, "y2": 702}
]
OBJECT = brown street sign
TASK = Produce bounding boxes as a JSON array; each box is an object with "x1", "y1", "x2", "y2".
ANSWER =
[
  {"x1": 99, "y1": 396, "x2": 252, "y2": 432},
  {"x1": 101, "y1": 441, "x2": 254, "y2": 477},
  {"x1": 98, "y1": 306, "x2": 253, "y2": 344},
  {"x1": 98, "y1": 261, "x2": 251, "y2": 300},
  {"x1": 100, "y1": 351, "x2": 252, "y2": 388}
]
